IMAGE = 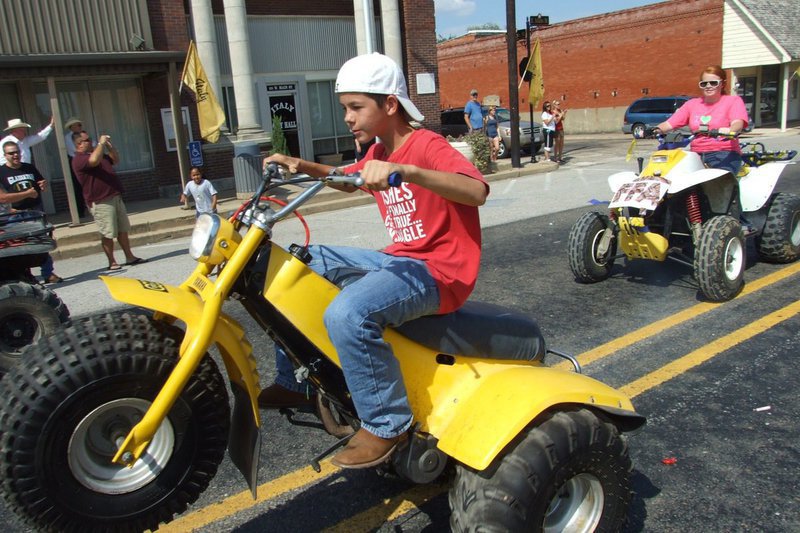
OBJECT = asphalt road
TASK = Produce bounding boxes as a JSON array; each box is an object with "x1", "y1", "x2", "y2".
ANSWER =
[{"x1": 1, "y1": 134, "x2": 798, "y2": 531}]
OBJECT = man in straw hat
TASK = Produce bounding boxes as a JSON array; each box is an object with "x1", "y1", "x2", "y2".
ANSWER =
[
  {"x1": 63, "y1": 117, "x2": 87, "y2": 217},
  {"x1": 1, "y1": 117, "x2": 53, "y2": 164}
]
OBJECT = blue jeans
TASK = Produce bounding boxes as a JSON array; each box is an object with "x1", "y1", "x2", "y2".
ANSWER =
[
  {"x1": 273, "y1": 244, "x2": 440, "y2": 439},
  {"x1": 700, "y1": 150, "x2": 742, "y2": 175}
]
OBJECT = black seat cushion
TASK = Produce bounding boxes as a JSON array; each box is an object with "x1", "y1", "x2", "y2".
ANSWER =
[{"x1": 324, "y1": 267, "x2": 546, "y2": 361}]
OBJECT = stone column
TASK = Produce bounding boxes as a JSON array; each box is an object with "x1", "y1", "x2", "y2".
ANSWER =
[
  {"x1": 190, "y1": 0, "x2": 225, "y2": 131},
  {"x1": 222, "y1": 0, "x2": 263, "y2": 137},
  {"x1": 380, "y1": 0, "x2": 402, "y2": 66}
]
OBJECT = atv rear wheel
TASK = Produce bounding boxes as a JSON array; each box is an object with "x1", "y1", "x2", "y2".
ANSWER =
[
  {"x1": 0, "y1": 281, "x2": 69, "y2": 372},
  {"x1": 694, "y1": 215, "x2": 745, "y2": 302},
  {"x1": 568, "y1": 211, "x2": 617, "y2": 283},
  {"x1": 0, "y1": 313, "x2": 229, "y2": 532},
  {"x1": 449, "y1": 409, "x2": 631, "y2": 532},
  {"x1": 757, "y1": 192, "x2": 800, "y2": 263}
]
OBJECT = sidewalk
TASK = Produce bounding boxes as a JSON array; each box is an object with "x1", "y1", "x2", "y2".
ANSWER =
[{"x1": 48, "y1": 157, "x2": 560, "y2": 260}]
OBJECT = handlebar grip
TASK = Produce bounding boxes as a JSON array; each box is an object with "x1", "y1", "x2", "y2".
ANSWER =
[{"x1": 388, "y1": 172, "x2": 403, "y2": 187}]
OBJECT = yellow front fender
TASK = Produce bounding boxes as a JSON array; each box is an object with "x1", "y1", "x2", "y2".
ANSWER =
[{"x1": 100, "y1": 275, "x2": 260, "y2": 421}]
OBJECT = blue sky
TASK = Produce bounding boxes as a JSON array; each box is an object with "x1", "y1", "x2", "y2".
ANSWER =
[{"x1": 435, "y1": 0, "x2": 666, "y2": 39}]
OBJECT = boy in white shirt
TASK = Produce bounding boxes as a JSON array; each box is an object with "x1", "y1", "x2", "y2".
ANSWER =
[{"x1": 179, "y1": 167, "x2": 217, "y2": 216}]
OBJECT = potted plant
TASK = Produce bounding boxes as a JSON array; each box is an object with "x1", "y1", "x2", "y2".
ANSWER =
[
  {"x1": 446, "y1": 132, "x2": 491, "y2": 174},
  {"x1": 270, "y1": 115, "x2": 289, "y2": 156}
]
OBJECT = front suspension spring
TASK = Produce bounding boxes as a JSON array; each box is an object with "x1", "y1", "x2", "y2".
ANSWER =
[{"x1": 686, "y1": 190, "x2": 702, "y2": 225}]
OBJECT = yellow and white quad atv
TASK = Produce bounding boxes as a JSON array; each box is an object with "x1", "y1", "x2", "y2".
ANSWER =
[{"x1": 568, "y1": 130, "x2": 799, "y2": 301}]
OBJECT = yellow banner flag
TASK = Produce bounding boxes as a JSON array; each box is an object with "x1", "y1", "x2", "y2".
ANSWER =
[
  {"x1": 180, "y1": 40, "x2": 226, "y2": 143},
  {"x1": 526, "y1": 38, "x2": 545, "y2": 111}
]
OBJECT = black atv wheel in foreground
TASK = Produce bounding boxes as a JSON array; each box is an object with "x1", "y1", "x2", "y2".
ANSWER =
[
  {"x1": 694, "y1": 215, "x2": 745, "y2": 302},
  {"x1": 757, "y1": 192, "x2": 800, "y2": 263},
  {"x1": 449, "y1": 409, "x2": 631, "y2": 532},
  {"x1": 568, "y1": 211, "x2": 618, "y2": 283},
  {"x1": 0, "y1": 281, "x2": 69, "y2": 372},
  {"x1": 0, "y1": 313, "x2": 230, "y2": 532}
]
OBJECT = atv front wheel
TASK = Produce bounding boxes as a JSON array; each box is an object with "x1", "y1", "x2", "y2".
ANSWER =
[
  {"x1": 757, "y1": 192, "x2": 800, "y2": 263},
  {"x1": 568, "y1": 211, "x2": 618, "y2": 283},
  {"x1": 694, "y1": 215, "x2": 745, "y2": 302},
  {"x1": 0, "y1": 281, "x2": 70, "y2": 372},
  {"x1": 0, "y1": 313, "x2": 229, "y2": 532},
  {"x1": 449, "y1": 409, "x2": 632, "y2": 532}
]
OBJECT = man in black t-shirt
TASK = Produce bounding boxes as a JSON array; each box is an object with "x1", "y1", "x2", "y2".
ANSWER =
[{"x1": 0, "y1": 141, "x2": 63, "y2": 283}]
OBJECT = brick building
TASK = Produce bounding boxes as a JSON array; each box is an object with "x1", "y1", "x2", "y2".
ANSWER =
[
  {"x1": 0, "y1": 0, "x2": 438, "y2": 219},
  {"x1": 437, "y1": 0, "x2": 800, "y2": 133}
]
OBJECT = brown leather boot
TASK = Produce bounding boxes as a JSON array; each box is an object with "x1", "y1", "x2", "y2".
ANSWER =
[
  {"x1": 331, "y1": 428, "x2": 407, "y2": 469},
  {"x1": 257, "y1": 383, "x2": 315, "y2": 409}
]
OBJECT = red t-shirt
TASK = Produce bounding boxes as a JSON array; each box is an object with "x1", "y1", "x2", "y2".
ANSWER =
[
  {"x1": 344, "y1": 129, "x2": 487, "y2": 314},
  {"x1": 72, "y1": 152, "x2": 125, "y2": 206}
]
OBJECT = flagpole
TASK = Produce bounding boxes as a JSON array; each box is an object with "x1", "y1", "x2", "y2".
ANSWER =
[
  {"x1": 179, "y1": 40, "x2": 195, "y2": 93},
  {"x1": 518, "y1": 52, "x2": 535, "y2": 90}
]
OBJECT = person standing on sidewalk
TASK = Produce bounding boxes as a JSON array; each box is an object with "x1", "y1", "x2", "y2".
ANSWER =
[
  {"x1": 179, "y1": 167, "x2": 217, "y2": 217},
  {"x1": 464, "y1": 89, "x2": 483, "y2": 133},
  {"x1": 0, "y1": 141, "x2": 63, "y2": 283},
  {"x1": 71, "y1": 131, "x2": 146, "y2": 271},
  {"x1": 1, "y1": 117, "x2": 54, "y2": 164},
  {"x1": 541, "y1": 101, "x2": 556, "y2": 162},
  {"x1": 552, "y1": 100, "x2": 567, "y2": 163}
]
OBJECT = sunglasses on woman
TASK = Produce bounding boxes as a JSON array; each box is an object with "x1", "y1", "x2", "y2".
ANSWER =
[{"x1": 698, "y1": 80, "x2": 721, "y2": 88}]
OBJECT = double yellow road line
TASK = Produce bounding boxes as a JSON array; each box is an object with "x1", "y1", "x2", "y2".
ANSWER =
[{"x1": 161, "y1": 262, "x2": 800, "y2": 532}]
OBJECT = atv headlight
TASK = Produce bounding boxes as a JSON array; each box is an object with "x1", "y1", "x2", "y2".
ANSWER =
[{"x1": 189, "y1": 214, "x2": 241, "y2": 264}]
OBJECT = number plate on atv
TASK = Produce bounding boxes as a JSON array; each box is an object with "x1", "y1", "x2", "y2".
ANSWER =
[{"x1": 609, "y1": 177, "x2": 670, "y2": 211}]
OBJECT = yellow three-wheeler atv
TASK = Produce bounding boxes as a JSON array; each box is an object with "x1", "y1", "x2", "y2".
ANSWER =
[{"x1": 0, "y1": 165, "x2": 645, "y2": 532}]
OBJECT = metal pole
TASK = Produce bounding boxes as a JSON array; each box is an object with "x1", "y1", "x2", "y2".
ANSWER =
[
  {"x1": 362, "y1": 0, "x2": 375, "y2": 53},
  {"x1": 526, "y1": 19, "x2": 537, "y2": 163},
  {"x1": 506, "y1": 0, "x2": 520, "y2": 168},
  {"x1": 169, "y1": 61, "x2": 190, "y2": 202}
]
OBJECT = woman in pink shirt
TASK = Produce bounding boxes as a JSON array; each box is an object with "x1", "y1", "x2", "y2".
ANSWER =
[{"x1": 656, "y1": 65, "x2": 749, "y2": 175}]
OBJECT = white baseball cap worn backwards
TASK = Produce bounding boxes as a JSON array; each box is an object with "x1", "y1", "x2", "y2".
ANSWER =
[{"x1": 335, "y1": 52, "x2": 424, "y2": 123}]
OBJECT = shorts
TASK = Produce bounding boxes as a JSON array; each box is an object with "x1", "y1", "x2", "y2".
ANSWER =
[{"x1": 90, "y1": 195, "x2": 131, "y2": 239}]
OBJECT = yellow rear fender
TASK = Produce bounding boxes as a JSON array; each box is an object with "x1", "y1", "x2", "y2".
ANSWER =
[
  {"x1": 434, "y1": 364, "x2": 643, "y2": 471},
  {"x1": 99, "y1": 275, "x2": 260, "y2": 421}
]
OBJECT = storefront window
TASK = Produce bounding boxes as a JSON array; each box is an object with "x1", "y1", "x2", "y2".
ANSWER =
[
  {"x1": 759, "y1": 65, "x2": 779, "y2": 124},
  {"x1": 308, "y1": 80, "x2": 356, "y2": 161},
  {"x1": 0, "y1": 83, "x2": 22, "y2": 125},
  {"x1": 32, "y1": 78, "x2": 153, "y2": 180}
]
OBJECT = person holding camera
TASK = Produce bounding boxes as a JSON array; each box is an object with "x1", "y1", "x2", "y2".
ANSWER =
[
  {"x1": 71, "y1": 131, "x2": 146, "y2": 271},
  {"x1": 0, "y1": 140, "x2": 63, "y2": 283}
]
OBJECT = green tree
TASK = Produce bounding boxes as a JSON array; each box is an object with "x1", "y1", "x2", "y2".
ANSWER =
[{"x1": 270, "y1": 115, "x2": 289, "y2": 156}]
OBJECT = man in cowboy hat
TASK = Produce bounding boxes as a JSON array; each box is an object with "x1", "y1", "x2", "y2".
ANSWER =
[
  {"x1": 63, "y1": 117, "x2": 87, "y2": 217},
  {"x1": 1, "y1": 117, "x2": 54, "y2": 164}
]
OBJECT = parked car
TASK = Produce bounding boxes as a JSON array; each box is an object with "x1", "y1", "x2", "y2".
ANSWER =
[
  {"x1": 621, "y1": 96, "x2": 690, "y2": 137},
  {"x1": 441, "y1": 107, "x2": 542, "y2": 158}
]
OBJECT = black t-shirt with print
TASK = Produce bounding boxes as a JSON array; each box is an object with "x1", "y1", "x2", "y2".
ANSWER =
[{"x1": 0, "y1": 162, "x2": 44, "y2": 210}]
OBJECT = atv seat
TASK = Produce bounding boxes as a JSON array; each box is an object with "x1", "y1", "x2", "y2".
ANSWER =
[{"x1": 324, "y1": 267, "x2": 546, "y2": 362}]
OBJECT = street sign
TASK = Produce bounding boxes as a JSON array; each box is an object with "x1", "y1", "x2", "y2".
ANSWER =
[{"x1": 188, "y1": 141, "x2": 203, "y2": 167}]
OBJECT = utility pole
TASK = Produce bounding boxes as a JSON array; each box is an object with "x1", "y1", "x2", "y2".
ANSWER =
[{"x1": 505, "y1": 0, "x2": 520, "y2": 168}]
